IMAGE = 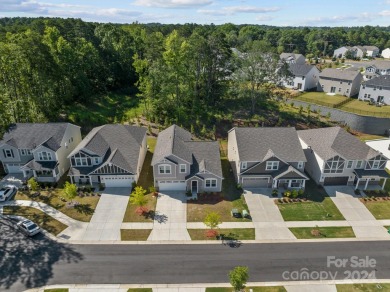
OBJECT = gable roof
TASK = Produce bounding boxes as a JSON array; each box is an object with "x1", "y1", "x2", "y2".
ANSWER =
[
  {"x1": 363, "y1": 75, "x2": 390, "y2": 88},
  {"x1": 363, "y1": 46, "x2": 379, "y2": 51},
  {"x1": 289, "y1": 64, "x2": 316, "y2": 77},
  {"x1": 280, "y1": 53, "x2": 305, "y2": 62},
  {"x1": 151, "y1": 125, "x2": 193, "y2": 165},
  {"x1": 231, "y1": 127, "x2": 307, "y2": 162},
  {"x1": 319, "y1": 68, "x2": 361, "y2": 81},
  {"x1": 186, "y1": 141, "x2": 223, "y2": 178},
  {"x1": 69, "y1": 124, "x2": 146, "y2": 174},
  {"x1": 298, "y1": 127, "x2": 380, "y2": 161},
  {"x1": 0, "y1": 123, "x2": 72, "y2": 151},
  {"x1": 366, "y1": 60, "x2": 390, "y2": 70}
]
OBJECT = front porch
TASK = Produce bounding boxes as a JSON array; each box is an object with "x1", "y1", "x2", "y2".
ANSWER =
[
  {"x1": 21, "y1": 160, "x2": 60, "y2": 182},
  {"x1": 273, "y1": 178, "x2": 306, "y2": 189},
  {"x1": 354, "y1": 169, "x2": 389, "y2": 191}
]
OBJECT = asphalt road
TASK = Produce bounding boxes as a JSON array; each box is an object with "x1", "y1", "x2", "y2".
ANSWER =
[{"x1": 2, "y1": 218, "x2": 390, "y2": 292}]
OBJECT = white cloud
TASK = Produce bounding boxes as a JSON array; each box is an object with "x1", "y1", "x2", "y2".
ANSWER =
[
  {"x1": 301, "y1": 12, "x2": 377, "y2": 25},
  {"x1": 379, "y1": 10, "x2": 390, "y2": 16},
  {"x1": 133, "y1": 0, "x2": 213, "y2": 8},
  {"x1": 198, "y1": 5, "x2": 279, "y2": 16},
  {"x1": 255, "y1": 15, "x2": 275, "y2": 22}
]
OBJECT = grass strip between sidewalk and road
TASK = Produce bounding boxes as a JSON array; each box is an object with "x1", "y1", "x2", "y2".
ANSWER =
[
  {"x1": 44, "y1": 289, "x2": 69, "y2": 292},
  {"x1": 336, "y1": 283, "x2": 390, "y2": 291},
  {"x1": 289, "y1": 227, "x2": 355, "y2": 239},
  {"x1": 121, "y1": 229, "x2": 152, "y2": 241},
  {"x1": 3, "y1": 206, "x2": 68, "y2": 236},
  {"x1": 127, "y1": 289, "x2": 153, "y2": 292},
  {"x1": 188, "y1": 228, "x2": 255, "y2": 240},
  {"x1": 361, "y1": 200, "x2": 390, "y2": 220},
  {"x1": 206, "y1": 287, "x2": 286, "y2": 292}
]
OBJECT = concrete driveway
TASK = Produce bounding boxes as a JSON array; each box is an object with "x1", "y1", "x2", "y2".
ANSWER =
[
  {"x1": 148, "y1": 192, "x2": 190, "y2": 241},
  {"x1": 325, "y1": 186, "x2": 389, "y2": 238},
  {"x1": 81, "y1": 187, "x2": 131, "y2": 241},
  {"x1": 244, "y1": 189, "x2": 295, "y2": 240}
]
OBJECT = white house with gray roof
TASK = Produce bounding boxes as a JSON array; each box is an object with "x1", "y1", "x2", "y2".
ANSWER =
[
  {"x1": 282, "y1": 64, "x2": 320, "y2": 91},
  {"x1": 0, "y1": 123, "x2": 81, "y2": 183},
  {"x1": 364, "y1": 60, "x2": 390, "y2": 80},
  {"x1": 151, "y1": 125, "x2": 223, "y2": 193},
  {"x1": 298, "y1": 127, "x2": 389, "y2": 189},
  {"x1": 318, "y1": 68, "x2": 363, "y2": 97},
  {"x1": 280, "y1": 53, "x2": 306, "y2": 65},
  {"x1": 67, "y1": 124, "x2": 147, "y2": 187},
  {"x1": 382, "y1": 48, "x2": 390, "y2": 59},
  {"x1": 358, "y1": 75, "x2": 390, "y2": 105},
  {"x1": 228, "y1": 127, "x2": 309, "y2": 189}
]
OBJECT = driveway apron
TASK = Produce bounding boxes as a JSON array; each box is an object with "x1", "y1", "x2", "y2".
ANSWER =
[
  {"x1": 148, "y1": 192, "x2": 190, "y2": 241},
  {"x1": 325, "y1": 186, "x2": 389, "y2": 239},
  {"x1": 244, "y1": 189, "x2": 296, "y2": 240}
]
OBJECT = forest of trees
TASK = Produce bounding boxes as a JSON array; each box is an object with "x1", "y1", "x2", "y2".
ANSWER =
[{"x1": 0, "y1": 17, "x2": 389, "y2": 134}]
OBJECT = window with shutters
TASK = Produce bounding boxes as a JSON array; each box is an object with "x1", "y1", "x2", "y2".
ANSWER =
[{"x1": 4, "y1": 149, "x2": 13, "y2": 158}]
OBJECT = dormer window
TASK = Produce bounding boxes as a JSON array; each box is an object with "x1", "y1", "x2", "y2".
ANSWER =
[
  {"x1": 20, "y1": 149, "x2": 31, "y2": 156},
  {"x1": 75, "y1": 157, "x2": 88, "y2": 166},
  {"x1": 38, "y1": 151, "x2": 52, "y2": 161},
  {"x1": 241, "y1": 162, "x2": 247, "y2": 170},
  {"x1": 266, "y1": 161, "x2": 279, "y2": 170},
  {"x1": 372, "y1": 161, "x2": 380, "y2": 169}
]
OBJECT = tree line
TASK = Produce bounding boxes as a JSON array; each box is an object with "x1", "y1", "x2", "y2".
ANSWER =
[{"x1": 0, "y1": 17, "x2": 389, "y2": 135}]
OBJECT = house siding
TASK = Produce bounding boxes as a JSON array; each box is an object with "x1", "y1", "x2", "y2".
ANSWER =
[
  {"x1": 57, "y1": 124, "x2": 82, "y2": 177},
  {"x1": 299, "y1": 138, "x2": 324, "y2": 184},
  {"x1": 318, "y1": 74, "x2": 363, "y2": 97},
  {"x1": 153, "y1": 155, "x2": 190, "y2": 183},
  {"x1": 186, "y1": 173, "x2": 222, "y2": 192},
  {"x1": 227, "y1": 129, "x2": 240, "y2": 182},
  {"x1": 358, "y1": 84, "x2": 390, "y2": 105},
  {"x1": 135, "y1": 134, "x2": 147, "y2": 182}
]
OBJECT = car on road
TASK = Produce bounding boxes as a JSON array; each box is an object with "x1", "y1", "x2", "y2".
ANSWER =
[
  {"x1": 0, "y1": 186, "x2": 17, "y2": 202},
  {"x1": 17, "y1": 219, "x2": 41, "y2": 236}
]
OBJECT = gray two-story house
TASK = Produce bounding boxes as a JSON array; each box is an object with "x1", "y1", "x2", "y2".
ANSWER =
[
  {"x1": 151, "y1": 125, "x2": 223, "y2": 193},
  {"x1": 318, "y1": 68, "x2": 363, "y2": 97},
  {"x1": 228, "y1": 127, "x2": 309, "y2": 189},
  {"x1": 68, "y1": 124, "x2": 147, "y2": 188},
  {"x1": 298, "y1": 127, "x2": 389, "y2": 189},
  {"x1": 0, "y1": 123, "x2": 81, "y2": 182}
]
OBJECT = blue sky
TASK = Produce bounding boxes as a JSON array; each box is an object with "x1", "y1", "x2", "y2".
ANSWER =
[{"x1": 1, "y1": 0, "x2": 390, "y2": 26}]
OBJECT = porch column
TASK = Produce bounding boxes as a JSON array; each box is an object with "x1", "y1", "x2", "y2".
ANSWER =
[
  {"x1": 355, "y1": 178, "x2": 360, "y2": 190},
  {"x1": 70, "y1": 176, "x2": 73, "y2": 184},
  {"x1": 364, "y1": 178, "x2": 370, "y2": 190},
  {"x1": 302, "y1": 180, "x2": 306, "y2": 188},
  {"x1": 33, "y1": 170, "x2": 37, "y2": 178},
  {"x1": 288, "y1": 180, "x2": 292, "y2": 188},
  {"x1": 273, "y1": 179, "x2": 278, "y2": 188},
  {"x1": 383, "y1": 178, "x2": 387, "y2": 190},
  {"x1": 22, "y1": 170, "x2": 26, "y2": 178},
  {"x1": 89, "y1": 176, "x2": 93, "y2": 186}
]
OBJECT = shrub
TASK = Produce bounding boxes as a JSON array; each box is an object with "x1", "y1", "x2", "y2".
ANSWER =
[
  {"x1": 298, "y1": 189, "x2": 304, "y2": 197},
  {"x1": 291, "y1": 189, "x2": 299, "y2": 198},
  {"x1": 284, "y1": 191, "x2": 291, "y2": 197},
  {"x1": 272, "y1": 189, "x2": 278, "y2": 197}
]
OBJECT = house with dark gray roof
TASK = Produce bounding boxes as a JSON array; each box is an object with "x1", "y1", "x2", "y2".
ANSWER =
[
  {"x1": 318, "y1": 68, "x2": 363, "y2": 97},
  {"x1": 228, "y1": 127, "x2": 308, "y2": 189},
  {"x1": 67, "y1": 124, "x2": 147, "y2": 187},
  {"x1": 151, "y1": 125, "x2": 223, "y2": 193},
  {"x1": 280, "y1": 53, "x2": 306, "y2": 65},
  {"x1": 0, "y1": 123, "x2": 81, "y2": 183},
  {"x1": 358, "y1": 75, "x2": 390, "y2": 105},
  {"x1": 282, "y1": 63, "x2": 320, "y2": 91},
  {"x1": 298, "y1": 127, "x2": 389, "y2": 189},
  {"x1": 364, "y1": 60, "x2": 390, "y2": 80}
]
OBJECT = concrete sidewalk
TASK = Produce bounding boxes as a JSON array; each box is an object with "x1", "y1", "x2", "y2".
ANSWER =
[{"x1": 325, "y1": 186, "x2": 389, "y2": 239}]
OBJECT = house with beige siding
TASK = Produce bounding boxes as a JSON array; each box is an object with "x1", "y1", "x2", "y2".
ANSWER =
[{"x1": 318, "y1": 68, "x2": 363, "y2": 97}]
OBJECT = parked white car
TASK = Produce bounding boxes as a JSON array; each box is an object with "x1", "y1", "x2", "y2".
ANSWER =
[
  {"x1": 17, "y1": 219, "x2": 41, "y2": 236},
  {"x1": 0, "y1": 186, "x2": 16, "y2": 202}
]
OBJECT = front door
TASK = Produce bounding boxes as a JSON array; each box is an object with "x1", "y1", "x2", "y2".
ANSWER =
[{"x1": 191, "y1": 180, "x2": 198, "y2": 193}]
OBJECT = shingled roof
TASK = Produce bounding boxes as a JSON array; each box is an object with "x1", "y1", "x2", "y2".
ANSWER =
[
  {"x1": 152, "y1": 125, "x2": 222, "y2": 178},
  {"x1": 231, "y1": 127, "x2": 307, "y2": 162},
  {"x1": 69, "y1": 124, "x2": 146, "y2": 174},
  {"x1": 289, "y1": 64, "x2": 315, "y2": 77},
  {"x1": 0, "y1": 123, "x2": 72, "y2": 151},
  {"x1": 298, "y1": 127, "x2": 380, "y2": 161},
  {"x1": 363, "y1": 75, "x2": 390, "y2": 88},
  {"x1": 319, "y1": 68, "x2": 361, "y2": 81},
  {"x1": 280, "y1": 53, "x2": 305, "y2": 61}
]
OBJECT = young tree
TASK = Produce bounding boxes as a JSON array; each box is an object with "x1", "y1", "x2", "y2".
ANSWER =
[
  {"x1": 130, "y1": 186, "x2": 148, "y2": 215},
  {"x1": 63, "y1": 182, "x2": 77, "y2": 202},
  {"x1": 204, "y1": 211, "x2": 221, "y2": 230},
  {"x1": 229, "y1": 266, "x2": 249, "y2": 292},
  {"x1": 28, "y1": 177, "x2": 39, "y2": 192}
]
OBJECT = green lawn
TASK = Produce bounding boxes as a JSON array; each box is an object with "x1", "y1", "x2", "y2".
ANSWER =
[
  {"x1": 296, "y1": 92, "x2": 348, "y2": 107},
  {"x1": 277, "y1": 180, "x2": 345, "y2": 221},
  {"x1": 289, "y1": 227, "x2": 355, "y2": 239},
  {"x1": 337, "y1": 283, "x2": 390, "y2": 292},
  {"x1": 3, "y1": 206, "x2": 68, "y2": 236},
  {"x1": 188, "y1": 228, "x2": 255, "y2": 240},
  {"x1": 127, "y1": 289, "x2": 153, "y2": 292},
  {"x1": 121, "y1": 229, "x2": 152, "y2": 241},
  {"x1": 187, "y1": 157, "x2": 250, "y2": 222},
  {"x1": 15, "y1": 189, "x2": 100, "y2": 222},
  {"x1": 64, "y1": 91, "x2": 145, "y2": 133},
  {"x1": 340, "y1": 99, "x2": 390, "y2": 117},
  {"x1": 44, "y1": 289, "x2": 68, "y2": 292},
  {"x1": 206, "y1": 287, "x2": 286, "y2": 292},
  {"x1": 361, "y1": 200, "x2": 390, "y2": 219}
]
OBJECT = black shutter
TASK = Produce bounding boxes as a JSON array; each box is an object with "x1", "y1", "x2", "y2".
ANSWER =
[
  {"x1": 2, "y1": 149, "x2": 5, "y2": 157},
  {"x1": 11, "y1": 149, "x2": 14, "y2": 158}
]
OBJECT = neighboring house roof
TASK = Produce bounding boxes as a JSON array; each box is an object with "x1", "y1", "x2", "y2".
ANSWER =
[
  {"x1": 280, "y1": 53, "x2": 305, "y2": 62},
  {"x1": 69, "y1": 124, "x2": 146, "y2": 175},
  {"x1": 363, "y1": 46, "x2": 379, "y2": 51},
  {"x1": 298, "y1": 127, "x2": 380, "y2": 161},
  {"x1": 288, "y1": 64, "x2": 315, "y2": 77},
  {"x1": 231, "y1": 127, "x2": 307, "y2": 162},
  {"x1": 363, "y1": 75, "x2": 390, "y2": 88},
  {"x1": 22, "y1": 160, "x2": 58, "y2": 171},
  {"x1": 152, "y1": 125, "x2": 222, "y2": 178},
  {"x1": 319, "y1": 68, "x2": 361, "y2": 81},
  {"x1": 0, "y1": 123, "x2": 72, "y2": 151},
  {"x1": 367, "y1": 60, "x2": 390, "y2": 70},
  {"x1": 151, "y1": 125, "x2": 193, "y2": 165}
]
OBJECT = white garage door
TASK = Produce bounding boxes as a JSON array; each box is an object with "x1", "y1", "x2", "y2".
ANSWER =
[
  {"x1": 101, "y1": 175, "x2": 134, "y2": 188},
  {"x1": 242, "y1": 177, "x2": 269, "y2": 188},
  {"x1": 158, "y1": 180, "x2": 186, "y2": 191},
  {"x1": 5, "y1": 164, "x2": 22, "y2": 173}
]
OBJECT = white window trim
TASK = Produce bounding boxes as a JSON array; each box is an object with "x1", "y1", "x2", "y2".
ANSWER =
[
  {"x1": 297, "y1": 161, "x2": 304, "y2": 169},
  {"x1": 75, "y1": 157, "x2": 88, "y2": 166},
  {"x1": 356, "y1": 160, "x2": 363, "y2": 169},
  {"x1": 179, "y1": 164, "x2": 186, "y2": 173},
  {"x1": 266, "y1": 161, "x2": 279, "y2": 171},
  {"x1": 38, "y1": 151, "x2": 52, "y2": 161},
  {"x1": 372, "y1": 161, "x2": 380, "y2": 170},
  {"x1": 346, "y1": 160, "x2": 353, "y2": 169},
  {"x1": 205, "y1": 178, "x2": 217, "y2": 188},
  {"x1": 241, "y1": 162, "x2": 247, "y2": 170},
  {"x1": 4, "y1": 149, "x2": 13, "y2": 158},
  {"x1": 94, "y1": 157, "x2": 100, "y2": 165},
  {"x1": 158, "y1": 164, "x2": 171, "y2": 174}
]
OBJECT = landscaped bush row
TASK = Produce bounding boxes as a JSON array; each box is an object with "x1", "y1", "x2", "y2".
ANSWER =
[{"x1": 364, "y1": 189, "x2": 390, "y2": 197}]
